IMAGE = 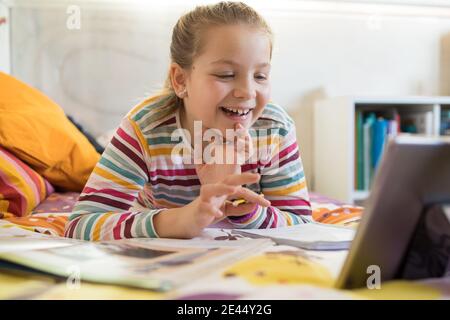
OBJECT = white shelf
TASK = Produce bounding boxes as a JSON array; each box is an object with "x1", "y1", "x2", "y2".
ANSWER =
[
  {"x1": 352, "y1": 190, "x2": 370, "y2": 201},
  {"x1": 313, "y1": 96, "x2": 450, "y2": 204}
]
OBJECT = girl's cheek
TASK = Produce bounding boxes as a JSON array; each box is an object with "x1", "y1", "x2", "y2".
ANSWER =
[
  {"x1": 200, "y1": 81, "x2": 225, "y2": 99},
  {"x1": 212, "y1": 82, "x2": 231, "y2": 95},
  {"x1": 262, "y1": 82, "x2": 271, "y2": 100},
  {"x1": 258, "y1": 86, "x2": 271, "y2": 108}
]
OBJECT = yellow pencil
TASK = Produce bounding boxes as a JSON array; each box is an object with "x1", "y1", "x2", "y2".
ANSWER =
[
  {"x1": 225, "y1": 193, "x2": 264, "y2": 207},
  {"x1": 226, "y1": 198, "x2": 247, "y2": 207}
]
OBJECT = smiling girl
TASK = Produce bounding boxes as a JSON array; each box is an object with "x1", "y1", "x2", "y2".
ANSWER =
[{"x1": 64, "y1": 1, "x2": 311, "y2": 241}]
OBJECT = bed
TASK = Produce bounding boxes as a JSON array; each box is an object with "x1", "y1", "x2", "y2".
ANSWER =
[{"x1": 1, "y1": 192, "x2": 450, "y2": 300}]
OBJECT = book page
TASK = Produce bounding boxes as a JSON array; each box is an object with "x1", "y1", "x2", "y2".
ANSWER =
[
  {"x1": 232, "y1": 223, "x2": 356, "y2": 243},
  {"x1": 0, "y1": 237, "x2": 272, "y2": 291}
]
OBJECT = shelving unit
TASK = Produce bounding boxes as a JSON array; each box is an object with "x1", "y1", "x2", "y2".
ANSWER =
[{"x1": 313, "y1": 96, "x2": 450, "y2": 205}]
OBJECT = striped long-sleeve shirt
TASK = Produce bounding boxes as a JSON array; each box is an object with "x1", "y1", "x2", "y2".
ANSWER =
[{"x1": 64, "y1": 94, "x2": 311, "y2": 241}]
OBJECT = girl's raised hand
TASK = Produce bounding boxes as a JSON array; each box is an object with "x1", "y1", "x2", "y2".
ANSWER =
[
  {"x1": 186, "y1": 172, "x2": 269, "y2": 236},
  {"x1": 233, "y1": 123, "x2": 254, "y2": 165},
  {"x1": 195, "y1": 123, "x2": 254, "y2": 185}
]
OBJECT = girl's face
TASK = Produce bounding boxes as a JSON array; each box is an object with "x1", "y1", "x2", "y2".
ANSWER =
[{"x1": 182, "y1": 24, "x2": 272, "y2": 135}]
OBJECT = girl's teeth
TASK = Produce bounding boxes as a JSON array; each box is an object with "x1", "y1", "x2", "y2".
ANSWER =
[
  {"x1": 234, "y1": 108, "x2": 245, "y2": 114},
  {"x1": 221, "y1": 106, "x2": 250, "y2": 116}
]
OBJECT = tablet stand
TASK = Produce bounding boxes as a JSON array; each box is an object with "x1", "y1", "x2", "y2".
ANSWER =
[{"x1": 399, "y1": 203, "x2": 450, "y2": 280}]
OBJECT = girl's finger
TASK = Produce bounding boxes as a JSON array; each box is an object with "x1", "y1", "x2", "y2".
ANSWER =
[
  {"x1": 194, "y1": 163, "x2": 206, "y2": 170},
  {"x1": 231, "y1": 187, "x2": 271, "y2": 207},
  {"x1": 235, "y1": 134, "x2": 252, "y2": 152},
  {"x1": 225, "y1": 203, "x2": 257, "y2": 216},
  {"x1": 235, "y1": 124, "x2": 251, "y2": 147},
  {"x1": 223, "y1": 172, "x2": 260, "y2": 186},
  {"x1": 200, "y1": 183, "x2": 237, "y2": 201},
  {"x1": 199, "y1": 201, "x2": 223, "y2": 218},
  {"x1": 235, "y1": 123, "x2": 247, "y2": 138}
]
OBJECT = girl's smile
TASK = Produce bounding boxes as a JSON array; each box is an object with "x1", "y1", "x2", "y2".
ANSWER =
[{"x1": 219, "y1": 105, "x2": 254, "y2": 123}]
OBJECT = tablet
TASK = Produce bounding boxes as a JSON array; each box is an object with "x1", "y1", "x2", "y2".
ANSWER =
[{"x1": 336, "y1": 135, "x2": 450, "y2": 289}]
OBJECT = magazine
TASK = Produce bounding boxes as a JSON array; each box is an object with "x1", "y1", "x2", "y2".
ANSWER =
[
  {"x1": 0, "y1": 236, "x2": 273, "y2": 292},
  {"x1": 0, "y1": 224, "x2": 83, "y2": 253},
  {"x1": 230, "y1": 222, "x2": 356, "y2": 251}
]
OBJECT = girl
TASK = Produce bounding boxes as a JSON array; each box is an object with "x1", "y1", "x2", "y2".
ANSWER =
[{"x1": 64, "y1": 1, "x2": 311, "y2": 241}]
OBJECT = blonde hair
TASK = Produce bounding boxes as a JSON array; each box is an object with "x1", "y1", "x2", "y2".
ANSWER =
[{"x1": 152, "y1": 1, "x2": 273, "y2": 104}]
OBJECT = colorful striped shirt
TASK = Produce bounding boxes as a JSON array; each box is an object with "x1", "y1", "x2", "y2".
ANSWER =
[{"x1": 64, "y1": 94, "x2": 311, "y2": 241}]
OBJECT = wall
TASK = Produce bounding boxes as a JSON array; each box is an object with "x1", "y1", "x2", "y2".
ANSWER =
[
  {"x1": 6, "y1": 0, "x2": 450, "y2": 190},
  {"x1": 0, "y1": 2, "x2": 10, "y2": 73}
]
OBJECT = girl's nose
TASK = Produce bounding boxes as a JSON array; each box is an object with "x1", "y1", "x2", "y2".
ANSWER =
[{"x1": 233, "y1": 78, "x2": 256, "y2": 100}]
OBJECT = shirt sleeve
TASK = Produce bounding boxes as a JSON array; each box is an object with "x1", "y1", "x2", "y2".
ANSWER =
[
  {"x1": 64, "y1": 116, "x2": 163, "y2": 241},
  {"x1": 227, "y1": 122, "x2": 312, "y2": 228}
]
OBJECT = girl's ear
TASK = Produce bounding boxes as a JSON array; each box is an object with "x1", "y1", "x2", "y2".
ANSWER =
[{"x1": 169, "y1": 62, "x2": 188, "y2": 98}]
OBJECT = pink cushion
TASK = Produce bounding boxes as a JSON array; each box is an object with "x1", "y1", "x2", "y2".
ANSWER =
[{"x1": 0, "y1": 146, "x2": 54, "y2": 217}]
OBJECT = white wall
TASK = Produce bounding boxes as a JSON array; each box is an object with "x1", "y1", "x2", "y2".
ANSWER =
[
  {"x1": 0, "y1": 2, "x2": 10, "y2": 73},
  {"x1": 7, "y1": 0, "x2": 450, "y2": 190}
]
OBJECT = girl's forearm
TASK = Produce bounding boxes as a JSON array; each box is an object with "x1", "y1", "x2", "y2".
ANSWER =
[{"x1": 153, "y1": 204, "x2": 196, "y2": 239}]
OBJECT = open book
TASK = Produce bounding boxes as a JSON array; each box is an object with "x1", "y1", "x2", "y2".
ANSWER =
[
  {"x1": 230, "y1": 222, "x2": 356, "y2": 250},
  {"x1": 0, "y1": 233, "x2": 272, "y2": 292}
]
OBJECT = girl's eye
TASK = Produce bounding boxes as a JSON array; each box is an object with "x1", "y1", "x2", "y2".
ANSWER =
[
  {"x1": 214, "y1": 74, "x2": 268, "y2": 80},
  {"x1": 215, "y1": 74, "x2": 234, "y2": 79},
  {"x1": 255, "y1": 74, "x2": 268, "y2": 81}
]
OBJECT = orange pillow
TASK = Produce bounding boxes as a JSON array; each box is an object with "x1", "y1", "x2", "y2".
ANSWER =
[{"x1": 0, "y1": 72, "x2": 100, "y2": 191}]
